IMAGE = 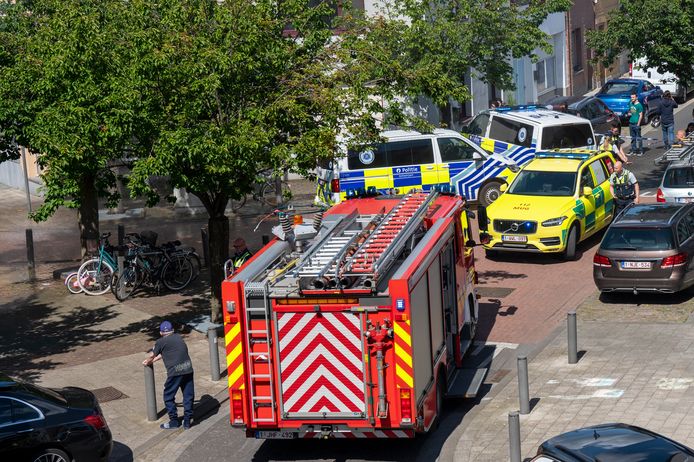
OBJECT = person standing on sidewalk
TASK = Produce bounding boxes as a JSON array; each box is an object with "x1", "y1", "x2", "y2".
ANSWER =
[
  {"x1": 142, "y1": 321, "x2": 195, "y2": 430},
  {"x1": 609, "y1": 161, "x2": 640, "y2": 216},
  {"x1": 628, "y1": 92, "x2": 644, "y2": 156},
  {"x1": 658, "y1": 90, "x2": 678, "y2": 150},
  {"x1": 601, "y1": 123, "x2": 629, "y2": 164}
]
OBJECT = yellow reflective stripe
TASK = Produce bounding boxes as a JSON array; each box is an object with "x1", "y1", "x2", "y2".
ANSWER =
[
  {"x1": 396, "y1": 367, "x2": 414, "y2": 388},
  {"x1": 394, "y1": 342, "x2": 413, "y2": 367},
  {"x1": 228, "y1": 364, "x2": 244, "y2": 387},
  {"x1": 225, "y1": 322, "x2": 240, "y2": 346},
  {"x1": 394, "y1": 322, "x2": 411, "y2": 347},
  {"x1": 363, "y1": 168, "x2": 391, "y2": 178},
  {"x1": 226, "y1": 342, "x2": 243, "y2": 367}
]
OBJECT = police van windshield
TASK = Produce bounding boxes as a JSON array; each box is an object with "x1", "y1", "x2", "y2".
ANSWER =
[
  {"x1": 542, "y1": 124, "x2": 594, "y2": 150},
  {"x1": 508, "y1": 170, "x2": 577, "y2": 196},
  {"x1": 347, "y1": 139, "x2": 434, "y2": 170}
]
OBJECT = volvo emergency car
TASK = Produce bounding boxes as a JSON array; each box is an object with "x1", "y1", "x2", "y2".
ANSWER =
[
  {"x1": 480, "y1": 151, "x2": 617, "y2": 260},
  {"x1": 333, "y1": 129, "x2": 523, "y2": 207}
]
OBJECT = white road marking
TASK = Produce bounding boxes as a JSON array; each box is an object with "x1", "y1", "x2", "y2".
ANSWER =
[
  {"x1": 656, "y1": 378, "x2": 693, "y2": 390},
  {"x1": 548, "y1": 389, "x2": 624, "y2": 400},
  {"x1": 640, "y1": 191, "x2": 655, "y2": 197},
  {"x1": 573, "y1": 378, "x2": 617, "y2": 387}
]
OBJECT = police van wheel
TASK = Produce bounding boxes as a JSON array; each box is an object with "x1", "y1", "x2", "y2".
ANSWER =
[
  {"x1": 563, "y1": 225, "x2": 578, "y2": 261},
  {"x1": 478, "y1": 182, "x2": 503, "y2": 207}
]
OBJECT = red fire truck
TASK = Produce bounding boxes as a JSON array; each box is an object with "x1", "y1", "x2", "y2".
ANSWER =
[{"x1": 221, "y1": 190, "x2": 485, "y2": 439}]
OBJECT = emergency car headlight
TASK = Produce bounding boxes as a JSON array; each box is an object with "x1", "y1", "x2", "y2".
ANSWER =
[{"x1": 541, "y1": 216, "x2": 567, "y2": 227}]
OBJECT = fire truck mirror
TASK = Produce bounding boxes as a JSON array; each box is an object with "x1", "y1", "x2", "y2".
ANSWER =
[
  {"x1": 477, "y1": 206, "x2": 488, "y2": 231},
  {"x1": 466, "y1": 239, "x2": 477, "y2": 247}
]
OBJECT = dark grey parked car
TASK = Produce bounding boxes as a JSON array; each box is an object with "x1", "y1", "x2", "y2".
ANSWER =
[
  {"x1": 593, "y1": 203, "x2": 694, "y2": 294},
  {"x1": 545, "y1": 95, "x2": 620, "y2": 135}
]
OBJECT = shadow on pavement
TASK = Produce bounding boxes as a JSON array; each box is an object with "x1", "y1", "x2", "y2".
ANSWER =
[{"x1": 599, "y1": 288, "x2": 694, "y2": 305}]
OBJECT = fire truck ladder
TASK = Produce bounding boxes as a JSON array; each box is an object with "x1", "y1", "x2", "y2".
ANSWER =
[
  {"x1": 340, "y1": 192, "x2": 436, "y2": 281},
  {"x1": 243, "y1": 281, "x2": 276, "y2": 423},
  {"x1": 292, "y1": 209, "x2": 386, "y2": 285}
]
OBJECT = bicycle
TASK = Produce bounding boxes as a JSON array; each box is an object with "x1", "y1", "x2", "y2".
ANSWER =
[
  {"x1": 64, "y1": 272, "x2": 82, "y2": 294},
  {"x1": 76, "y1": 233, "x2": 118, "y2": 296},
  {"x1": 228, "y1": 170, "x2": 291, "y2": 212},
  {"x1": 113, "y1": 243, "x2": 194, "y2": 301}
]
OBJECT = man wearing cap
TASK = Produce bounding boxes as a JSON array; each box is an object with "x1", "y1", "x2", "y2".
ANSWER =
[{"x1": 142, "y1": 321, "x2": 194, "y2": 429}]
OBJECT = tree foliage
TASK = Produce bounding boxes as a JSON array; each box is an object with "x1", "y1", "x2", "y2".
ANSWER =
[{"x1": 587, "y1": 0, "x2": 694, "y2": 86}]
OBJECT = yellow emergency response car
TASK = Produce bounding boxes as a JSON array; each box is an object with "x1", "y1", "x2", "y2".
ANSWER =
[{"x1": 480, "y1": 150, "x2": 617, "y2": 260}]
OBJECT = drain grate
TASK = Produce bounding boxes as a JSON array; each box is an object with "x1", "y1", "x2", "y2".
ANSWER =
[
  {"x1": 91, "y1": 386, "x2": 128, "y2": 403},
  {"x1": 476, "y1": 287, "x2": 515, "y2": 298},
  {"x1": 485, "y1": 369, "x2": 511, "y2": 384}
]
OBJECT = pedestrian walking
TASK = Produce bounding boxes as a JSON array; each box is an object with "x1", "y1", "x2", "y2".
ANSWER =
[
  {"x1": 628, "y1": 92, "x2": 644, "y2": 156},
  {"x1": 231, "y1": 237, "x2": 253, "y2": 269},
  {"x1": 142, "y1": 321, "x2": 195, "y2": 430},
  {"x1": 609, "y1": 161, "x2": 640, "y2": 217},
  {"x1": 658, "y1": 90, "x2": 678, "y2": 150},
  {"x1": 601, "y1": 123, "x2": 629, "y2": 164}
]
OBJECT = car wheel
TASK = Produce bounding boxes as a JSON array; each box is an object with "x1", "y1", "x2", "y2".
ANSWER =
[
  {"x1": 33, "y1": 448, "x2": 70, "y2": 462},
  {"x1": 484, "y1": 248, "x2": 498, "y2": 259},
  {"x1": 478, "y1": 181, "x2": 503, "y2": 207},
  {"x1": 563, "y1": 225, "x2": 578, "y2": 261},
  {"x1": 650, "y1": 115, "x2": 661, "y2": 128}
]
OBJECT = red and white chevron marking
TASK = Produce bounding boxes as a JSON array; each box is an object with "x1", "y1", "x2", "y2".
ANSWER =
[
  {"x1": 303, "y1": 429, "x2": 415, "y2": 438},
  {"x1": 277, "y1": 312, "x2": 366, "y2": 416}
]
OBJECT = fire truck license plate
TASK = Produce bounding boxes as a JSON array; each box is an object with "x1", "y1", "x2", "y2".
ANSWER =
[
  {"x1": 502, "y1": 235, "x2": 527, "y2": 243},
  {"x1": 255, "y1": 431, "x2": 297, "y2": 439}
]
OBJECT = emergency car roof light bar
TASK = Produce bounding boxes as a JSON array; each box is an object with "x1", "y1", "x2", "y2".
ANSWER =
[{"x1": 494, "y1": 104, "x2": 547, "y2": 112}]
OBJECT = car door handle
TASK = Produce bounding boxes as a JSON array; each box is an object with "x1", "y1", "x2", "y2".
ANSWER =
[
  {"x1": 440, "y1": 165, "x2": 449, "y2": 169},
  {"x1": 424, "y1": 166, "x2": 434, "y2": 170}
]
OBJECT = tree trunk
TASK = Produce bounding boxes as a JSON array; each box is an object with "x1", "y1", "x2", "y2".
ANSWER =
[
  {"x1": 207, "y1": 213, "x2": 229, "y2": 323},
  {"x1": 78, "y1": 174, "x2": 100, "y2": 259}
]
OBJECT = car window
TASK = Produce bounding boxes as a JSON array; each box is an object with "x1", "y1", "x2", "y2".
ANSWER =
[
  {"x1": 643, "y1": 82, "x2": 652, "y2": 91},
  {"x1": 437, "y1": 137, "x2": 477, "y2": 162},
  {"x1": 542, "y1": 124, "x2": 594, "y2": 149},
  {"x1": 347, "y1": 139, "x2": 434, "y2": 170},
  {"x1": 601, "y1": 157, "x2": 614, "y2": 175},
  {"x1": 0, "y1": 399, "x2": 11, "y2": 426},
  {"x1": 589, "y1": 160, "x2": 608, "y2": 185},
  {"x1": 663, "y1": 167, "x2": 694, "y2": 189},
  {"x1": 677, "y1": 219, "x2": 691, "y2": 243},
  {"x1": 594, "y1": 99, "x2": 609, "y2": 113},
  {"x1": 11, "y1": 400, "x2": 40, "y2": 423},
  {"x1": 488, "y1": 117, "x2": 534, "y2": 148},
  {"x1": 602, "y1": 227, "x2": 675, "y2": 250},
  {"x1": 466, "y1": 113, "x2": 489, "y2": 136},
  {"x1": 508, "y1": 170, "x2": 577, "y2": 196},
  {"x1": 582, "y1": 102, "x2": 598, "y2": 119},
  {"x1": 601, "y1": 82, "x2": 638, "y2": 95},
  {"x1": 580, "y1": 167, "x2": 595, "y2": 190},
  {"x1": 685, "y1": 210, "x2": 694, "y2": 231}
]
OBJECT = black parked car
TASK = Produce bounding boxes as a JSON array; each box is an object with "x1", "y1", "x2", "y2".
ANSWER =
[
  {"x1": 531, "y1": 423, "x2": 694, "y2": 461},
  {"x1": 545, "y1": 95, "x2": 620, "y2": 135},
  {"x1": 0, "y1": 374, "x2": 112, "y2": 462}
]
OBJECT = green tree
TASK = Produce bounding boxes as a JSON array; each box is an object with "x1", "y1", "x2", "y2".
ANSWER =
[
  {"x1": 0, "y1": 0, "x2": 138, "y2": 255},
  {"x1": 587, "y1": 0, "x2": 694, "y2": 86}
]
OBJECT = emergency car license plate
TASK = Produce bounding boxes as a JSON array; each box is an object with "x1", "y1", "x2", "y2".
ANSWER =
[
  {"x1": 677, "y1": 197, "x2": 694, "y2": 203},
  {"x1": 502, "y1": 235, "x2": 527, "y2": 243},
  {"x1": 621, "y1": 261, "x2": 651, "y2": 269},
  {"x1": 255, "y1": 431, "x2": 297, "y2": 439}
]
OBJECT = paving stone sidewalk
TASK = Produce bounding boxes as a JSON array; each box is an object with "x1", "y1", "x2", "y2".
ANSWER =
[{"x1": 454, "y1": 311, "x2": 694, "y2": 461}]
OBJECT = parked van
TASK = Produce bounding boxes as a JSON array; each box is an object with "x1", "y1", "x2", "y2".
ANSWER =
[
  {"x1": 631, "y1": 57, "x2": 689, "y2": 103},
  {"x1": 333, "y1": 129, "x2": 523, "y2": 206}
]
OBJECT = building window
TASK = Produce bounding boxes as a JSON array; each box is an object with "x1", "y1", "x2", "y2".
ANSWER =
[
  {"x1": 534, "y1": 56, "x2": 556, "y2": 93},
  {"x1": 572, "y1": 28, "x2": 583, "y2": 72}
]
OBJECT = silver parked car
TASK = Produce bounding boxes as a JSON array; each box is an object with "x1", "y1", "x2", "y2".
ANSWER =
[{"x1": 657, "y1": 160, "x2": 694, "y2": 203}]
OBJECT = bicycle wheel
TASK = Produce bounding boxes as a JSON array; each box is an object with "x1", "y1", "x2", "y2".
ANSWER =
[
  {"x1": 228, "y1": 195, "x2": 247, "y2": 213},
  {"x1": 260, "y1": 179, "x2": 290, "y2": 207},
  {"x1": 162, "y1": 256, "x2": 194, "y2": 291},
  {"x1": 77, "y1": 259, "x2": 115, "y2": 296},
  {"x1": 114, "y1": 266, "x2": 139, "y2": 301},
  {"x1": 64, "y1": 272, "x2": 82, "y2": 294}
]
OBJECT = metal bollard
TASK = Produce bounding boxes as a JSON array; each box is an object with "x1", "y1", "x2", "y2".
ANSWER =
[
  {"x1": 144, "y1": 364, "x2": 157, "y2": 422},
  {"x1": 518, "y1": 355, "x2": 530, "y2": 415},
  {"x1": 508, "y1": 411, "x2": 521, "y2": 462},
  {"x1": 201, "y1": 227, "x2": 209, "y2": 268},
  {"x1": 117, "y1": 224, "x2": 125, "y2": 272},
  {"x1": 25, "y1": 229, "x2": 35, "y2": 269},
  {"x1": 568, "y1": 311, "x2": 578, "y2": 364},
  {"x1": 208, "y1": 326, "x2": 221, "y2": 382}
]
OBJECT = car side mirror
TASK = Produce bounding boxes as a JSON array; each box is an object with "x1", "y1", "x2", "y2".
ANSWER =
[
  {"x1": 465, "y1": 239, "x2": 477, "y2": 247},
  {"x1": 473, "y1": 152, "x2": 484, "y2": 161},
  {"x1": 477, "y1": 206, "x2": 488, "y2": 232},
  {"x1": 500, "y1": 183, "x2": 508, "y2": 193},
  {"x1": 583, "y1": 186, "x2": 593, "y2": 196}
]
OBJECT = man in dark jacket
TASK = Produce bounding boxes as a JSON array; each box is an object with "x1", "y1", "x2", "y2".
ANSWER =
[
  {"x1": 659, "y1": 90, "x2": 679, "y2": 150},
  {"x1": 143, "y1": 321, "x2": 195, "y2": 430}
]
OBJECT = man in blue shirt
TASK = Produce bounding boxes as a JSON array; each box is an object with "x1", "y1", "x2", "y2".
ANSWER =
[{"x1": 628, "y1": 92, "x2": 644, "y2": 156}]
